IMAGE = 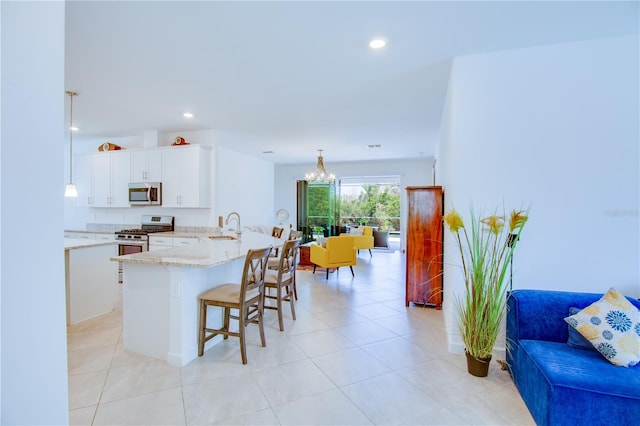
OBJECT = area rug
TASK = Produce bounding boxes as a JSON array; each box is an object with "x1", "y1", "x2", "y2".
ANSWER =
[{"x1": 297, "y1": 265, "x2": 337, "y2": 273}]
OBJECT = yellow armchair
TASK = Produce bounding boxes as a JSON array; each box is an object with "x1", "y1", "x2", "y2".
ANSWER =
[
  {"x1": 341, "y1": 226, "x2": 374, "y2": 256},
  {"x1": 310, "y1": 236, "x2": 357, "y2": 279}
]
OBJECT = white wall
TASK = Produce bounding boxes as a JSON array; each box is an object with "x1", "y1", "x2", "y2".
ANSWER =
[
  {"x1": 214, "y1": 146, "x2": 275, "y2": 229},
  {"x1": 64, "y1": 129, "x2": 275, "y2": 230},
  {"x1": 437, "y1": 35, "x2": 640, "y2": 353},
  {"x1": 275, "y1": 158, "x2": 433, "y2": 246},
  {"x1": 1, "y1": 2, "x2": 69, "y2": 423}
]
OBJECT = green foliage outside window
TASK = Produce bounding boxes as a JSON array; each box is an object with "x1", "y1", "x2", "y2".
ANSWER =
[
  {"x1": 340, "y1": 183, "x2": 400, "y2": 231},
  {"x1": 306, "y1": 182, "x2": 339, "y2": 235}
]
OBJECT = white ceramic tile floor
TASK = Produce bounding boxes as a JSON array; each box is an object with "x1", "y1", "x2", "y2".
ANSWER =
[{"x1": 67, "y1": 249, "x2": 535, "y2": 425}]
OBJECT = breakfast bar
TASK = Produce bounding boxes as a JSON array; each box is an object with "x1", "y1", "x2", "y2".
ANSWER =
[
  {"x1": 113, "y1": 231, "x2": 283, "y2": 367},
  {"x1": 65, "y1": 238, "x2": 118, "y2": 324}
]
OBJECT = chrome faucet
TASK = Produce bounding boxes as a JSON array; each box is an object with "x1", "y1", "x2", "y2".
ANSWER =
[{"x1": 225, "y1": 211, "x2": 242, "y2": 238}]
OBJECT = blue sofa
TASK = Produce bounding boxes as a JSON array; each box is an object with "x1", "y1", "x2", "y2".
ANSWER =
[{"x1": 506, "y1": 289, "x2": 640, "y2": 426}]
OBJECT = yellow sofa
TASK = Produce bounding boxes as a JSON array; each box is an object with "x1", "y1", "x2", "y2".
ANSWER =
[
  {"x1": 341, "y1": 226, "x2": 374, "y2": 256},
  {"x1": 310, "y1": 236, "x2": 356, "y2": 279}
]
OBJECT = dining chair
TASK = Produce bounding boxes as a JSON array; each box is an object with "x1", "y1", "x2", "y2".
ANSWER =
[
  {"x1": 271, "y1": 226, "x2": 284, "y2": 238},
  {"x1": 270, "y1": 226, "x2": 285, "y2": 258},
  {"x1": 269, "y1": 230, "x2": 303, "y2": 299},
  {"x1": 264, "y1": 238, "x2": 301, "y2": 331},
  {"x1": 197, "y1": 246, "x2": 272, "y2": 364}
]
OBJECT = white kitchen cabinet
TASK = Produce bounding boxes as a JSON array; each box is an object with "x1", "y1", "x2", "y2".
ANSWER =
[
  {"x1": 65, "y1": 240, "x2": 118, "y2": 324},
  {"x1": 149, "y1": 235, "x2": 199, "y2": 250},
  {"x1": 63, "y1": 232, "x2": 114, "y2": 241},
  {"x1": 172, "y1": 237, "x2": 199, "y2": 247},
  {"x1": 131, "y1": 148, "x2": 162, "y2": 182},
  {"x1": 74, "y1": 145, "x2": 210, "y2": 209},
  {"x1": 75, "y1": 155, "x2": 94, "y2": 207},
  {"x1": 148, "y1": 235, "x2": 173, "y2": 251},
  {"x1": 77, "y1": 151, "x2": 131, "y2": 208},
  {"x1": 91, "y1": 154, "x2": 111, "y2": 206},
  {"x1": 162, "y1": 145, "x2": 211, "y2": 208},
  {"x1": 95, "y1": 151, "x2": 130, "y2": 207}
]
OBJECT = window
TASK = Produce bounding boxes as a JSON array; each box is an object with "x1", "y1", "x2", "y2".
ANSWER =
[{"x1": 339, "y1": 176, "x2": 400, "y2": 232}]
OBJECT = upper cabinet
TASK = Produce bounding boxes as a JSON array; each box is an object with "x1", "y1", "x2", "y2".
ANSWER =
[
  {"x1": 162, "y1": 145, "x2": 211, "y2": 208},
  {"x1": 92, "y1": 151, "x2": 131, "y2": 207},
  {"x1": 74, "y1": 145, "x2": 211, "y2": 209},
  {"x1": 75, "y1": 151, "x2": 131, "y2": 208},
  {"x1": 131, "y1": 148, "x2": 162, "y2": 182},
  {"x1": 75, "y1": 155, "x2": 94, "y2": 208}
]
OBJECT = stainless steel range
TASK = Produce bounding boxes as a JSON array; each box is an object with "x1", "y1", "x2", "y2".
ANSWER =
[
  {"x1": 115, "y1": 215, "x2": 175, "y2": 252},
  {"x1": 115, "y1": 215, "x2": 174, "y2": 282}
]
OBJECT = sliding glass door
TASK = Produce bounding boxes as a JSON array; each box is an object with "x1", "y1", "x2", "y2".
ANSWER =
[{"x1": 296, "y1": 180, "x2": 340, "y2": 243}]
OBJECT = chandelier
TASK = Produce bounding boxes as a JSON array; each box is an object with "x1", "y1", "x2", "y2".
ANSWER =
[
  {"x1": 305, "y1": 149, "x2": 335, "y2": 182},
  {"x1": 64, "y1": 90, "x2": 79, "y2": 197}
]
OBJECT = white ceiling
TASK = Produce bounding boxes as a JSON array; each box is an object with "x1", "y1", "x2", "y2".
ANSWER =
[{"x1": 65, "y1": 1, "x2": 638, "y2": 164}]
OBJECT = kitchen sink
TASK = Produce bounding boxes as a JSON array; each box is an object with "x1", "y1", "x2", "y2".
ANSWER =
[{"x1": 208, "y1": 235, "x2": 237, "y2": 240}]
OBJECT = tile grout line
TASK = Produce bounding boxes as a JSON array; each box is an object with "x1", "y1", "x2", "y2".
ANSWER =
[{"x1": 91, "y1": 321, "x2": 122, "y2": 425}]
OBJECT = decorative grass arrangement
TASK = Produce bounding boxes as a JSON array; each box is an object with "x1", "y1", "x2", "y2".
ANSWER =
[{"x1": 444, "y1": 208, "x2": 528, "y2": 361}]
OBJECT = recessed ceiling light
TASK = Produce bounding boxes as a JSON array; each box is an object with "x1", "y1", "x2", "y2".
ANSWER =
[
  {"x1": 70, "y1": 126, "x2": 79, "y2": 132},
  {"x1": 183, "y1": 112, "x2": 194, "y2": 118},
  {"x1": 369, "y1": 39, "x2": 386, "y2": 49}
]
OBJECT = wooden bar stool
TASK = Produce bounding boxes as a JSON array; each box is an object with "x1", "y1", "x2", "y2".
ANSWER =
[
  {"x1": 197, "y1": 246, "x2": 272, "y2": 364},
  {"x1": 264, "y1": 238, "x2": 301, "y2": 331}
]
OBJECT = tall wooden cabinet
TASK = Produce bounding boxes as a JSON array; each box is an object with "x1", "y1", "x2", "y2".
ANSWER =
[{"x1": 405, "y1": 186, "x2": 444, "y2": 308}]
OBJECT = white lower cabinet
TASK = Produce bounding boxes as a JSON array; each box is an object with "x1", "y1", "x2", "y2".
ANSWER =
[
  {"x1": 64, "y1": 232, "x2": 115, "y2": 241},
  {"x1": 172, "y1": 237, "x2": 199, "y2": 247},
  {"x1": 148, "y1": 236, "x2": 173, "y2": 251},
  {"x1": 149, "y1": 236, "x2": 198, "y2": 251}
]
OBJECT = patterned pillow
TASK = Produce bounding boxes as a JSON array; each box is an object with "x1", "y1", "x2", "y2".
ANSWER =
[
  {"x1": 567, "y1": 307, "x2": 597, "y2": 351},
  {"x1": 564, "y1": 287, "x2": 640, "y2": 367}
]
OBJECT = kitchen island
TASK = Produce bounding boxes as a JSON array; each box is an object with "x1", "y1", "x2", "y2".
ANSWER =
[
  {"x1": 65, "y1": 238, "x2": 118, "y2": 324},
  {"x1": 112, "y1": 231, "x2": 283, "y2": 366}
]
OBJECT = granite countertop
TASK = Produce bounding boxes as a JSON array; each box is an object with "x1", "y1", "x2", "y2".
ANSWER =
[
  {"x1": 65, "y1": 229, "x2": 117, "y2": 235},
  {"x1": 150, "y1": 230, "x2": 220, "y2": 238},
  {"x1": 111, "y1": 231, "x2": 283, "y2": 268},
  {"x1": 64, "y1": 238, "x2": 118, "y2": 250}
]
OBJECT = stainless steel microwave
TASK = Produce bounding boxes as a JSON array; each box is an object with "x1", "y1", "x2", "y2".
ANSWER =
[{"x1": 128, "y1": 182, "x2": 162, "y2": 205}]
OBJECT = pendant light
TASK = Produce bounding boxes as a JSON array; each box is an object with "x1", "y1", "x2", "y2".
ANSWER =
[
  {"x1": 65, "y1": 90, "x2": 79, "y2": 197},
  {"x1": 305, "y1": 149, "x2": 335, "y2": 182}
]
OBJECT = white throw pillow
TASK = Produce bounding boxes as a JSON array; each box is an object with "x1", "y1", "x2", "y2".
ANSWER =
[
  {"x1": 564, "y1": 287, "x2": 640, "y2": 367},
  {"x1": 349, "y1": 227, "x2": 364, "y2": 236}
]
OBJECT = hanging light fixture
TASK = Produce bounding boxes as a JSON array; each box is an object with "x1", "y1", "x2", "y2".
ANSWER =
[
  {"x1": 305, "y1": 149, "x2": 335, "y2": 182},
  {"x1": 64, "y1": 90, "x2": 79, "y2": 197}
]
